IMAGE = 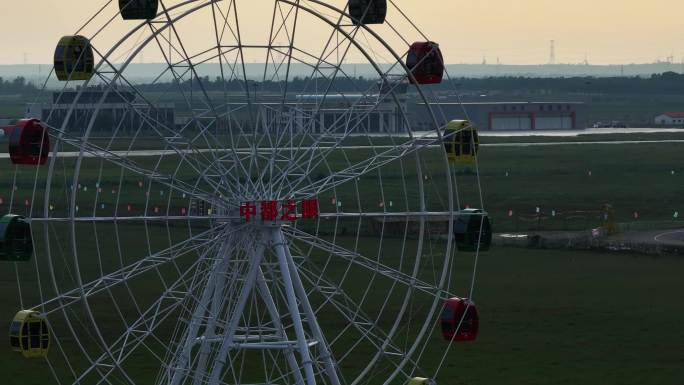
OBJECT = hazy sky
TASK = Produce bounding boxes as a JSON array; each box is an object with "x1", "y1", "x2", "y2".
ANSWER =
[{"x1": 2, "y1": 0, "x2": 683, "y2": 65}]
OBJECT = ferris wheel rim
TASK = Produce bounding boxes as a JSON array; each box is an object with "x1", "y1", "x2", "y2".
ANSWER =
[{"x1": 16, "y1": 1, "x2": 484, "y2": 385}]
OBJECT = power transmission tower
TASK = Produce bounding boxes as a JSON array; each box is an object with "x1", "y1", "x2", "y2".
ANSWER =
[{"x1": 549, "y1": 40, "x2": 556, "y2": 65}]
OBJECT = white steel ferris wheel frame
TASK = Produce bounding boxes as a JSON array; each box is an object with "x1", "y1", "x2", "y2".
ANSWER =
[{"x1": 12, "y1": 1, "x2": 485, "y2": 385}]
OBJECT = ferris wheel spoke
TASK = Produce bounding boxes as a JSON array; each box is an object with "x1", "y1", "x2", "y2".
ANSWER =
[
  {"x1": 268, "y1": 78, "x2": 408, "y2": 196},
  {"x1": 146, "y1": 11, "x2": 253, "y2": 193},
  {"x1": 283, "y1": 227, "x2": 446, "y2": 299},
  {"x1": 252, "y1": 44, "x2": 378, "y2": 195},
  {"x1": 270, "y1": 0, "x2": 301, "y2": 103},
  {"x1": 31, "y1": 215, "x2": 218, "y2": 223},
  {"x1": 34, "y1": 225, "x2": 224, "y2": 317},
  {"x1": 74, "y1": 249, "x2": 217, "y2": 385},
  {"x1": 48, "y1": 127, "x2": 228, "y2": 210},
  {"x1": 294, "y1": 260, "x2": 412, "y2": 364},
  {"x1": 317, "y1": 211, "x2": 459, "y2": 220},
  {"x1": 88, "y1": 61, "x2": 241, "y2": 197},
  {"x1": 288, "y1": 132, "x2": 440, "y2": 199}
]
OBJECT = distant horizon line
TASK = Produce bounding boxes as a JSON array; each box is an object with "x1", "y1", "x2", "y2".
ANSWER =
[{"x1": 1, "y1": 62, "x2": 683, "y2": 67}]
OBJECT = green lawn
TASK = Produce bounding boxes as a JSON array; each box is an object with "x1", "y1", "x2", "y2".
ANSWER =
[
  {"x1": 439, "y1": 247, "x2": 684, "y2": 385},
  {"x1": 0, "y1": 134, "x2": 683, "y2": 384},
  {"x1": 1, "y1": 245, "x2": 683, "y2": 385}
]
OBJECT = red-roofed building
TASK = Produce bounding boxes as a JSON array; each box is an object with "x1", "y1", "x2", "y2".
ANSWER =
[{"x1": 655, "y1": 112, "x2": 684, "y2": 126}]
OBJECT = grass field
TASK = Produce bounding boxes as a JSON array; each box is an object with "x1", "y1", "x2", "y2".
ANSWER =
[
  {"x1": 2, "y1": 244, "x2": 683, "y2": 385},
  {"x1": 0, "y1": 134, "x2": 682, "y2": 384},
  {"x1": 3, "y1": 132, "x2": 684, "y2": 231},
  {"x1": 439, "y1": 246, "x2": 684, "y2": 385}
]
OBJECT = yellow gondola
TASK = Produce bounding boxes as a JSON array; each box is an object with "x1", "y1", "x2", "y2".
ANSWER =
[
  {"x1": 54, "y1": 35, "x2": 95, "y2": 81},
  {"x1": 443, "y1": 120, "x2": 479, "y2": 163},
  {"x1": 119, "y1": 0, "x2": 159, "y2": 20},
  {"x1": 9, "y1": 310, "x2": 50, "y2": 358}
]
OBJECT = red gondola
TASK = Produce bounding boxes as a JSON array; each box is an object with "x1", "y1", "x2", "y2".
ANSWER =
[
  {"x1": 405, "y1": 42, "x2": 444, "y2": 85},
  {"x1": 7, "y1": 119, "x2": 50, "y2": 166},
  {"x1": 441, "y1": 297, "x2": 479, "y2": 342}
]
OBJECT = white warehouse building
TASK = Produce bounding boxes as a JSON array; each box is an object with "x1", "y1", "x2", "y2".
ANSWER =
[{"x1": 654, "y1": 112, "x2": 684, "y2": 126}]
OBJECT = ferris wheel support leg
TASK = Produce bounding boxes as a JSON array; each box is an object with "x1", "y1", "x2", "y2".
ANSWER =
[
  {"x1": 256, "y1": 267, "x2": 306, "y2": 385},
  {"x1": 206, "y1": 233, "x2": 268, "y2": 385},
  {"x1": 168, "y1": 237, "x2": 234, "y2": 385},
  {"x1": 271, "y1": 228, "x2": 319, "y2": 385},
  {"x1": 190, "y1": 245, "x2": 234, "y2": 385},
  {"x1": 273, "y1": 228, "x2": 342, "y2": 385}
]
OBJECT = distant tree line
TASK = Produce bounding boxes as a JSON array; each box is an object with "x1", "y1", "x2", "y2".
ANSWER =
[
  {"x1": 134, "y1": 71, "x2": 684, "y2": 96},
  {"x1": 0, "y1": 77, "x2": 38, "y2": 95},
  {"x1": 445, "y1": 71, "x2": 684, "y2": 95},
  {"x1": 2, "y1": 72, "x2": 684, "y2": 96},
  {"x1": 135, "y1": 75, "x2": 381, "y2": 94}
]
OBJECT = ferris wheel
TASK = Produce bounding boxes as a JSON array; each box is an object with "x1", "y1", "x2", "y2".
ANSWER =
[{"x1": 1, "y1": 1, "x2": 491, "y2": 385}]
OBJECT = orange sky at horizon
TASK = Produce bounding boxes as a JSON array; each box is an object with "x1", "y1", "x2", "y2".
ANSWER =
[{"x1": 1, "y1": 0, "x2": 682, "y2": 65}]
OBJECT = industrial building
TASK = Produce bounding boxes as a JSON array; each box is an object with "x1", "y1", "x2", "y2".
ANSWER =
[
  {"x1": 231, "y1": 81, "x2": 409, "y2": 134},
  {"x1": 26, "y1": 89, "x2": 175, "y2": 135},
  {"x1": 412, "y1": 101, "x2": 585, "y2": 131},
  {"x1": 23, "y1": 87, "x2": 584, "y2": 135}
]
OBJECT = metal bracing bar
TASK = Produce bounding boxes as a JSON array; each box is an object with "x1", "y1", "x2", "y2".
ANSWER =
[
  {"x1": 190, "y1": 233, "x2": 246, "y2": 385},
  {"x1": 283, "y1": 227, "x2": 448, "y2": 299},
  {"x1": 189, "y1": 277, "x2": 228, "y2": 385},
  {"x1": 206, "y1": 230, "x2": 269, "y2": 385},
  {"x1": 169, "y1": 237, "x2": 236, "y2": 385},
  {"x1": 270, "y1": 228, "x2": 318, "y2": 385},
  {"x1": 196, "y1": 334, "x2": 281, "y2": 343},
  {"x1": 231, "y1": 341, "x2": 319, "y2": 350},
  {"x1": 256, "y1": 267, "x2": 306, "y2": 385},
  {"x1": 276, "y1": 230, "x2": 343, "y2": 385}
]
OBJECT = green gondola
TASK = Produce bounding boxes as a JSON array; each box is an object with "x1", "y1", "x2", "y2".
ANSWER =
[
  {"x1": 454, "y1": 209, "x2": 492, "y2": 252},
  {"x1": 0, "y1": 214, "x2": 33, "y2": 261}
]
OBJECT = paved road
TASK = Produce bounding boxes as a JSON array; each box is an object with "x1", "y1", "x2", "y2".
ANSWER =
[
  {"x1": 608, "y1": 229, "x2": 684, "y2": 248},
  {"x1": 652, "y1": 229, "x2": 684, "y2": 246},
  {"x1": 1, "y1": 138, "x2": 683, "y2": 159}
]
